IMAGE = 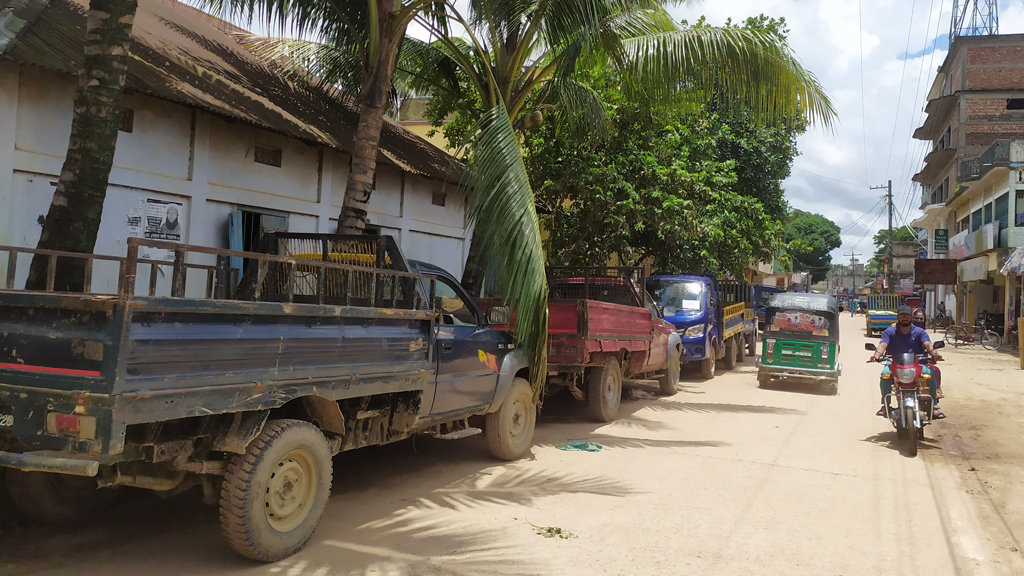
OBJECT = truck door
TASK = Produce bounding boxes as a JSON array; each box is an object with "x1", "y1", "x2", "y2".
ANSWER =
[
  {"x1": 430, "y1": 277, "x2": 501, "y2": 415},
  {"x1": 643, "y1": 291, "x2": 668, "y2": 370}
]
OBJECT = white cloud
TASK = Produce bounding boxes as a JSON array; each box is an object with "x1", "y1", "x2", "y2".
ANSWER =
[{"x1": 669, "y1": 0, "x2": 1023, "y2": 264}]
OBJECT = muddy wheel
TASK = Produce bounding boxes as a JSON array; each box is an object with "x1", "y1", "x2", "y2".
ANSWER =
[
  {"x1": 747, "y1": 328, "x2": 757, "y2": 356},
  {"x1": 220, "y1": 419, "x2": 332, "y2": 562},
  {"x1": 905, "y1": 407, "x2": 918, "y2": 457},
  {"x1": 588, "y1": 356, "x2": 622, "y2": 422},
  {"x1": 658, "y1": 348, "x2": 680, "y2": 396},
  {"x1": 700, "y1": 349, "x2": 716, "y2": 380},
  {"x1": 486, "y1": 377, "x2": 536, "y2": 460},
  {"x1": 5, "y1": 470, "x2": 118, "y2": 524},
  {"x1": 723, "y1": 337, "x2": 737, "y2": 370},
  {"x1": 736, "y1": 336, "x2": 746, "y2": 363}
]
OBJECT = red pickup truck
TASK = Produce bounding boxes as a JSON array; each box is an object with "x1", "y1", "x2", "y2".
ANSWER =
[{"x1": 484, "y1": 267, "x2": 682, "y2": 422}]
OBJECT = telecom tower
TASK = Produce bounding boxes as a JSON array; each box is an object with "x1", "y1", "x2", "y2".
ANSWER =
[{"x1": 950, "y1": 0, "x2": 999, "y2": 43}]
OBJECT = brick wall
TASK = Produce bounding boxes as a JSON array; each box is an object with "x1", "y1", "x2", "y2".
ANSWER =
[{"x1": 966, "y1": 45, "x2": 1024, "y2": 91}]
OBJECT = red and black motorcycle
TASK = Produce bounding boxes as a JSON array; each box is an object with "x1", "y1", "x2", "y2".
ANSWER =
[{"x1": 865, "y1": 340, "x2": 945, "y2": 457}]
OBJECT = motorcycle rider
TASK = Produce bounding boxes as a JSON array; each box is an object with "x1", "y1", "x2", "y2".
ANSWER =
[{"x1": 870, "y1": 305, "x2": 944, "y2": 419}]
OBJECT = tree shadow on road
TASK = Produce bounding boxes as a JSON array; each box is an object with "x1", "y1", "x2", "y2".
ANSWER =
[{"x1": 641, "y1": 402, "x2": 805, "y2": 416}]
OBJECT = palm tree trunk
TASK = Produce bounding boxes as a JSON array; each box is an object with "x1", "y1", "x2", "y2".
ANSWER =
[
  {"x1": 338, "y1": 9, "x2": 404, "y2": 234},
  {"x1": 25, "y1": 0, "x2": 138, "y2": 291}
]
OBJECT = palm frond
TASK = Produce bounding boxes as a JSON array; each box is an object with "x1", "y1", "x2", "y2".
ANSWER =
[
  {"x1": 616, "y1": 26, "x2": 836, "y2": 128},
  {"x1": 463, "y1": 105, "x2": 548, "y2": 396},
  {"x1": 537, "y1": 77, "x2": 608, "y2": 138},
  {"x1": 231, "y1": 33, "x2": 364, "y2": 97}
]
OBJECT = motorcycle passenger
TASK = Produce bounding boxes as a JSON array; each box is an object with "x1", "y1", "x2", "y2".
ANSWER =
[
  {"x1": 870, "y1": 305, "x2": 944, "y2": 419},
  {"x1": 912, "y1": 308, "x2": 942, "y2": 405}
]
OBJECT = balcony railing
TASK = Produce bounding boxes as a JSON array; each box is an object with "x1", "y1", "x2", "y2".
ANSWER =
[{"x1": 959, "y1": 139, "x2": 1010, "y2": 183}]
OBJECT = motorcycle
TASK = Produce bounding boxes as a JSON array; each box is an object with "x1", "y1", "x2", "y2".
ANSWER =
[{"x1": 865, "y1": 340, "x2": 945, "y2": 457}]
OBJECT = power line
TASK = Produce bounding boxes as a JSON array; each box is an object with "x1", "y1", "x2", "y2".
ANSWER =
[
  {"x1": 884, "y1": 0, "x2": 918, "y2": 181},
  {"x1": 792, "y1": 167, "x2": 868, "y2": 189},
  {"x1": 858, "y1": 0, "x2": 871, "y2": 188}
]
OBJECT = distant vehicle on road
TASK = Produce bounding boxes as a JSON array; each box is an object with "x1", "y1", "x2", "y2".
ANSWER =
[
  {"x1": 648, "y1": 274, "x2": 756, "y2": 380},
  {"x1": 866, "y1": 294, "x2": 902, "y2": 336},
  {"x1": 482, "y1": 267, "x2": 681, "y2": 422},
  {"x1": 756, "y1": 293, "x2": 841, "y2": 395}
]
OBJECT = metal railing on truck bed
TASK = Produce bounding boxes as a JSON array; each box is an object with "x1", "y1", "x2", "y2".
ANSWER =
[
  {"x1": 1, "y1": 235, "x2": 433, "y2": 309},
  {"x1": 546, "y1": 266, "x2": 647, "y2": 306},
  {"x1": 0, "y1": 236, "x2": 439, "y2": 456}
]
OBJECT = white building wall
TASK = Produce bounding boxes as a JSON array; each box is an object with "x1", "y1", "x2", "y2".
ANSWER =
[{"x1": 0, "y1": 63, "x2": 469, "y2": 290}]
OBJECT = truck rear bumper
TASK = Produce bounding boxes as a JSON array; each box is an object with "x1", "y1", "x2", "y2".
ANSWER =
[{"x1": 0, "y1": 450, "x2": 100, "y2": 477}]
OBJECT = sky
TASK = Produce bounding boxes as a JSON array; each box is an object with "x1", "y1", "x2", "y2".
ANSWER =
[
  {"x1": 222, "y1": 0, "x2": 1024, "y2": 265},
  {"x1": 668, "y1": 0, "x2": 1024, "y2": 265}
]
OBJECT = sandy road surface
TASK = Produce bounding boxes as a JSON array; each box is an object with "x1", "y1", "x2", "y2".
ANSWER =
[{"x1": 1, "y1": 316, "x2": 1022, "y2": 575}]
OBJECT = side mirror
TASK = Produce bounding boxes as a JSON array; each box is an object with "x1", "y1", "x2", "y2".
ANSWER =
[
  {"x1": 487, "y1": 305, "x2": 510, "y2": 326},
  {"x1": 932, "y1": 340, "x2": 945, "y2": 350},
  {"x1": 864, "y1": 343, "x2": 877, "y2": 351}
]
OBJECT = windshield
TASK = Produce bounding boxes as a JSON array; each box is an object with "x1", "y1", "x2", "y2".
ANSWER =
[
  {"x1": 767, "y1": 309, "x2": 832, "y2": 337},
  {"x1": 892, "y1": 352, "x2": 917, "y2": 366},
  {"x1": 648, "y1": 279, "x2": 703, "y2": 315}
]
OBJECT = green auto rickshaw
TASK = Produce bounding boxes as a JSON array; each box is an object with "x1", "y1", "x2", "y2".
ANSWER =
[{"x1": 756, "y1": 293, "x2": 841, "y2": 395}]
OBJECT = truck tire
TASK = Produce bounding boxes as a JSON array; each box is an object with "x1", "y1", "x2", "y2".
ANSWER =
[
  {"x1": 700, "y1": 349, "x2": 716, "y2": 380},
  {"x1": 658, "y1": 348, "x2": 680, "y2": 396},
  {"x1": 485, "y1": 377, "x2": 536, "y2": 461},
  {"x1": 723, "y1": 337, "x2": 737, "y2": 370},
  {"x1": 5, "y1": 470, "x2": 118, "y2": 524},
  {"x1": 747, "y1": 328, "x2": 757, "y2": 356},
  {"x1": 737, "y1": 336, "x2": 746, "y2": 363},
  {"x1": 588, "y1": 357, "x2": 622, "y2": 422},
  {"x1": 220, "y1": 419, "x2": 333, "y2": 562}
]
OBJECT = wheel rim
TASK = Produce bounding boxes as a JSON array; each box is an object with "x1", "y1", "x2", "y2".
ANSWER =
[
  {"x1": 508, "y1": 395, "x2": 529, "y2": 442},
  {"x1": 605, "y1": 370, "x2": 620, "y2": 406},
  {"x1": 265, "y1": 449, "x2": 318, "y2": 533}
]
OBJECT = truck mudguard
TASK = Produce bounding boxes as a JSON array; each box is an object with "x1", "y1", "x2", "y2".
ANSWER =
[
  {"x1": 486, "y1": 349, "x2": 530, "y2": 413},
  {"x1": 668, "y1": 331, "x2": 682, "y2": 355}
]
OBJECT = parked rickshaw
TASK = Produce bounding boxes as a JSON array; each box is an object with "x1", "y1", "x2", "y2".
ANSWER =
[{"x1": 756, "y1": 293, "x2": 841, "y2": 395}]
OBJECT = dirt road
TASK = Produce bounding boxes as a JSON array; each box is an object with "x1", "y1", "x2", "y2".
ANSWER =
[{"x1": 1, "y1": 316, "x2": 1022, "y2": 575}]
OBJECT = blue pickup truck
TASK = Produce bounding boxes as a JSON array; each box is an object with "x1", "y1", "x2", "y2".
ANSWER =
[
  {"x1": 647, "y1": 274, "x2": 756, "y2": 379},
  {"x1": 0, "y1": 234, "x2": 534, "y2": 562}
]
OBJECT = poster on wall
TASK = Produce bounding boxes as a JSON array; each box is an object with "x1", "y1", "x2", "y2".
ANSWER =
[{"x1": 127, "y1": 198, "x2": 185, "y2": 261}]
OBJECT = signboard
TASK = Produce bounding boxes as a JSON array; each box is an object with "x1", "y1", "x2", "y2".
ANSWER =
[
  {"x1": 949, "y1": 222, "x2": 999, "y2": 261},
  {"x1": 933, "y1": 228, "x2": 948, "y2": 253},
  {"x1": 898, "y1": 278, "x2": 914, "y2": 295},
  {"x1": 917, "y1": 249, "x2": 928, "y2": 259},
  {"x1": 915, "y1": 259, "x2": 957, "y2": 284},
  {"x1": 127, "y1": 197, "x2": 185, "y2": 261},
  {"x1": 958, "y1": 256, "x2": 989, "y2": 282}
]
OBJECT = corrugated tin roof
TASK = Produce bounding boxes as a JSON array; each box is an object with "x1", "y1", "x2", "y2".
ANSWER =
[{"x1": 1, "y1": 0, "x2": 462, "y2": 182}]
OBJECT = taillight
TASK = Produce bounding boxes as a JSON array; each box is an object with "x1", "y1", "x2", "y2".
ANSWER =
[
  {"x1": 46, "y1": 412, "x2": 97, "y2": 440},
  {"x1": 766, "y1": 339, "x2": 775, "y2": 357},
  {"x1": 820, "y1": 346, "x2": 829, "y2": 365}
]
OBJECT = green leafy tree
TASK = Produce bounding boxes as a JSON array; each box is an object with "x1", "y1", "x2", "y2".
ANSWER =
[
  {"x1": 527, "y1": 100, "x2": 787, "y2": 278},
  {"x1": 403, "y1": 3, "x2": 834, "y2": 392},
  {"x1": 866, "y1": 225, "x2": 918, "y2": 274},
  {"x1": 783, "y1": 209, "x2": 842, "y2": 283}
]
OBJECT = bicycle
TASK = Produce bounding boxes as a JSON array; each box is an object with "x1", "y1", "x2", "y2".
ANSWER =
[
  {"x1": 944, "y1": 321, "x2": 1001, "y2": 350},
  {"x1": 932, "y1": 313, "x2": 951, "y2": 330}
]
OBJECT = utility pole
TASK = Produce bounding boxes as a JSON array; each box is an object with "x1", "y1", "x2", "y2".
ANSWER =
[{"x1": 871, "y1": 180, "x2": 894, "y2": 292}]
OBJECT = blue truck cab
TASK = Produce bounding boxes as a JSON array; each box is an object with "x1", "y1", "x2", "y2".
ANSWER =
[{"x1": 647, "y1": 274, "x2": 756, "y2": 380}]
